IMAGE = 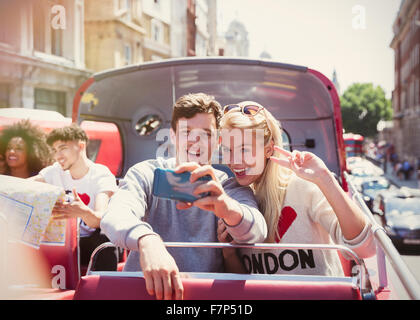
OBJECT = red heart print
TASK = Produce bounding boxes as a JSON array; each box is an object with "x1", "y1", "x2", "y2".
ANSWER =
[
  {"x1": 78, "y1": 193, "x2": 90, "y2": 206},
  {"x1": 275, "y1": 206, "x2": 297, "y2": 242}
]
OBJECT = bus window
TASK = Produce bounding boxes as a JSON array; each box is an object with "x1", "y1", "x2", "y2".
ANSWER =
[
  {"x1": 80, "y1": 121, "x2": 123, "y2": 177},
  {"x1": 86, "y1": 139, "x2": 101, "y2": 162},
  {"x1": 281, "y1": 128, "x2": 292, "y2": 152}
]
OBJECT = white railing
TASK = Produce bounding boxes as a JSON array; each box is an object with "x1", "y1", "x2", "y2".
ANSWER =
[{"x1": 87, "y1": 241, "x2": 372, "y2": 298}]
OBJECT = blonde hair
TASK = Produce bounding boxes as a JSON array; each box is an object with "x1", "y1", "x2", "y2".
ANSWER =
[{"x1": 220, "y1": 101, "x2": 292, "y2": 242}]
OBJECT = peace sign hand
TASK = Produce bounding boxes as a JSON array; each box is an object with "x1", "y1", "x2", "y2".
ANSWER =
[{"x1": 270, "y1": 146, "x2": 330, "y2": 185}]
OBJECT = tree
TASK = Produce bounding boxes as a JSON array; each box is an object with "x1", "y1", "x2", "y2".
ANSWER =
[{"x1": 340, "y1": 83, "x2": 392, "y2": 137}]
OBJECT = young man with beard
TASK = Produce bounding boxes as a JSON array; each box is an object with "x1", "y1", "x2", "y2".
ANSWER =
[
  {"x1": 30, "y1": 124, "x2": 118, "y2": 271},
  {"x1": 100, "y1": 93, "x2": 267, "y2": 300}
]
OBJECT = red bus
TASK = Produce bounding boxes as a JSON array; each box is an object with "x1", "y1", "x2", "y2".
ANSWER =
[
  {"x1": 3, "y1": 58, "x2": 420, "y2": 301},
  {"x1": 343, "y1": 133, "x2": 364, "y2": 157}
]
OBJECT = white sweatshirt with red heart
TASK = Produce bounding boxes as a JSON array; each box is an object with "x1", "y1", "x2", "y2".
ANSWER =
[{"x1": 238, "y1": 174, "x2": 376, "y2": 276}]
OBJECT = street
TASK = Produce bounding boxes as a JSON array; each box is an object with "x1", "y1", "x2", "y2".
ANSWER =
[
  {"x1": 371, "y1": 213, "x2": 420, "y2": 300},
  {"x1": 362, "y1": 158, "x2": 420, "y2": 300},
  {"x1": 385, "y1": 252, "x2": 420, "y2": 300}
]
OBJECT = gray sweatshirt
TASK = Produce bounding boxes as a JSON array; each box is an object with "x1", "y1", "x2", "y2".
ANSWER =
[{"x1": 100, "y1": 157, "x2": 267, "y2": 272}]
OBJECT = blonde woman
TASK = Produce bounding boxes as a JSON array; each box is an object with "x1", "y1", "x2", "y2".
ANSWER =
[{"x1": 217, "y1": 101, "x2": 376, "y2": 276}]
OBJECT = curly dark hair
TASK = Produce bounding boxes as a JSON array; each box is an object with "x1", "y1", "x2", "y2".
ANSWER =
[{"x1": 0, "y1": 119, "x2": 53, "y2": 176}]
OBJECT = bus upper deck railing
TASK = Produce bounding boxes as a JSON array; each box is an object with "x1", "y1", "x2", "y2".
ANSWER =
[
  {"x1": 87, "y1": 241, "x2": 372, "y2": 298},
  {"x1": 344, "y1": 171, "x2": 420, "y2": 300}
]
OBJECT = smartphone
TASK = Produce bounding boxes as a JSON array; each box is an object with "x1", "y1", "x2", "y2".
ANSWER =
[{"x1": 152, "y1": 168, "x2": 212, "y2": 203}]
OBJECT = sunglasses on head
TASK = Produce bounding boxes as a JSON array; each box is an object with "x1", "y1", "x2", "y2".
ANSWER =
[{"x1": 223, "y1": 104, "x2": 264, "y2": 116}]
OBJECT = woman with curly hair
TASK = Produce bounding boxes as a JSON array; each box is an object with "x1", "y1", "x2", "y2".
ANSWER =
[{"x1": 0, "y1": 119, "x2": 52, "y2": 178}]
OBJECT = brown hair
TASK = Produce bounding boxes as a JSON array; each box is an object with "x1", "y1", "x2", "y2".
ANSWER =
[
  {"x1": 46, "y1": 123, "x2": 88, "y2": 146},
  {"x1": 171, "y1": 93, "x2": 222, "y2": 131}
]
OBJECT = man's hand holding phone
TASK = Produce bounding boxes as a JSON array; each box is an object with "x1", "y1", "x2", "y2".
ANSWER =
[
  {"x1": 143, "y1": 162, "x2": 244, "y2": 301},
  {"x1": 174, "y1": 162, "x2": 243, "y2": 226}
]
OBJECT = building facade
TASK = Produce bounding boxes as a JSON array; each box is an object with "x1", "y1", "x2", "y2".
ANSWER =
[
  {"x1": 390, "y1": 0, "x2": 420, "y2": 161},
  {"x1": 171, "y1": 0, "x2": 188, "y2": 57},
  {"x1": 85, "y1": 0, "x2": 217, "y2": 67},
  {"x1": 84, "y1": 0, "x2": 147, "y2": 72},
  {"x1": 172, "y1": 0, "x2": 218, "y2": 58},
  {"x1": 0, "y1": 0, "x2": 90, "y2": 116},
  {"x1": 0, "y1": 0, "x2": 220, "y2": 115},
  {"x1": 141, "y1": 0, "x2": 172, "y2": 61}
]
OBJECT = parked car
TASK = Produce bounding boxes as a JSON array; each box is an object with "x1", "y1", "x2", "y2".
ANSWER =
[
  {"x1": 373, "y1": 188, "x2": 420, "y2": 248},
  {"x1": 347, "y1": 161, "x2": 384, "y2": 192},
  {"x1": 360, "y1": 177, "x2": 391, "y2": 210}
]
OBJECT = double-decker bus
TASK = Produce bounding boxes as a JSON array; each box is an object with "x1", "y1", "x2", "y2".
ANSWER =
[
  {"x1": 2, "y1": 58, "x2": 419, "y2": 301},
  {"x1": 343, "y1": 133, "x2": 364, "y2": 157}
]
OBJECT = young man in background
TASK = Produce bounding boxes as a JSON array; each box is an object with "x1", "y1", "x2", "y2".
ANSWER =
[{"x1": 31, "y1": 124, "x2": 118, "y2": 271}]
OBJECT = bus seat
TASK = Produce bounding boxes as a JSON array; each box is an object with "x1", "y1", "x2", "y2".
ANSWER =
[
  {"x1": 73, "y1": 274, "x2": 361, "y2": 300},
  {"x1": 38, "y1": 218, "x2": 79, "y2": 290},
  {"x1": 338, "y1": 251, "x2": 353, "y2": 277},
  {"x1": 16, "y1": 288, "x2": 76, "y2": 300},
  {"x1": 5, "y1": 218, "x2": 79, "y2": 299}
]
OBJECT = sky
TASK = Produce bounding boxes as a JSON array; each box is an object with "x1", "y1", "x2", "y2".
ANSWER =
[{"x1": 217, "y1": 0, "x2": 402, "y2": 98}]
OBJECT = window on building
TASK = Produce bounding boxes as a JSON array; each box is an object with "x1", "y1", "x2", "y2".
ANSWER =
[
  {"x1": 125, "y1": 0, "x2": 132, "y2": 20},
  {"x1": 50, "y1": 0, "x2": 65, "y2": 56},
  {"x1": 153, "y1": 25, "x2": 160, "y2": 42},
  {"x1": 34, "y1": 88, "x2": 66, "y2": 116},
  {"x1": 151, "y1": 19, "x2": 164, "y2": 43},
  {"x1": 33, "y1": 0, "x2": 64, "y2": 56},
  {"x1": 124, "y1": 44, "x2": 132, "y2": 65},
  {"x1": 51, "y1": 28, "x2": 63, "y2": 56},
  {"x1": 0, "y1": 83, "x2": 10, "y2": 108}
]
